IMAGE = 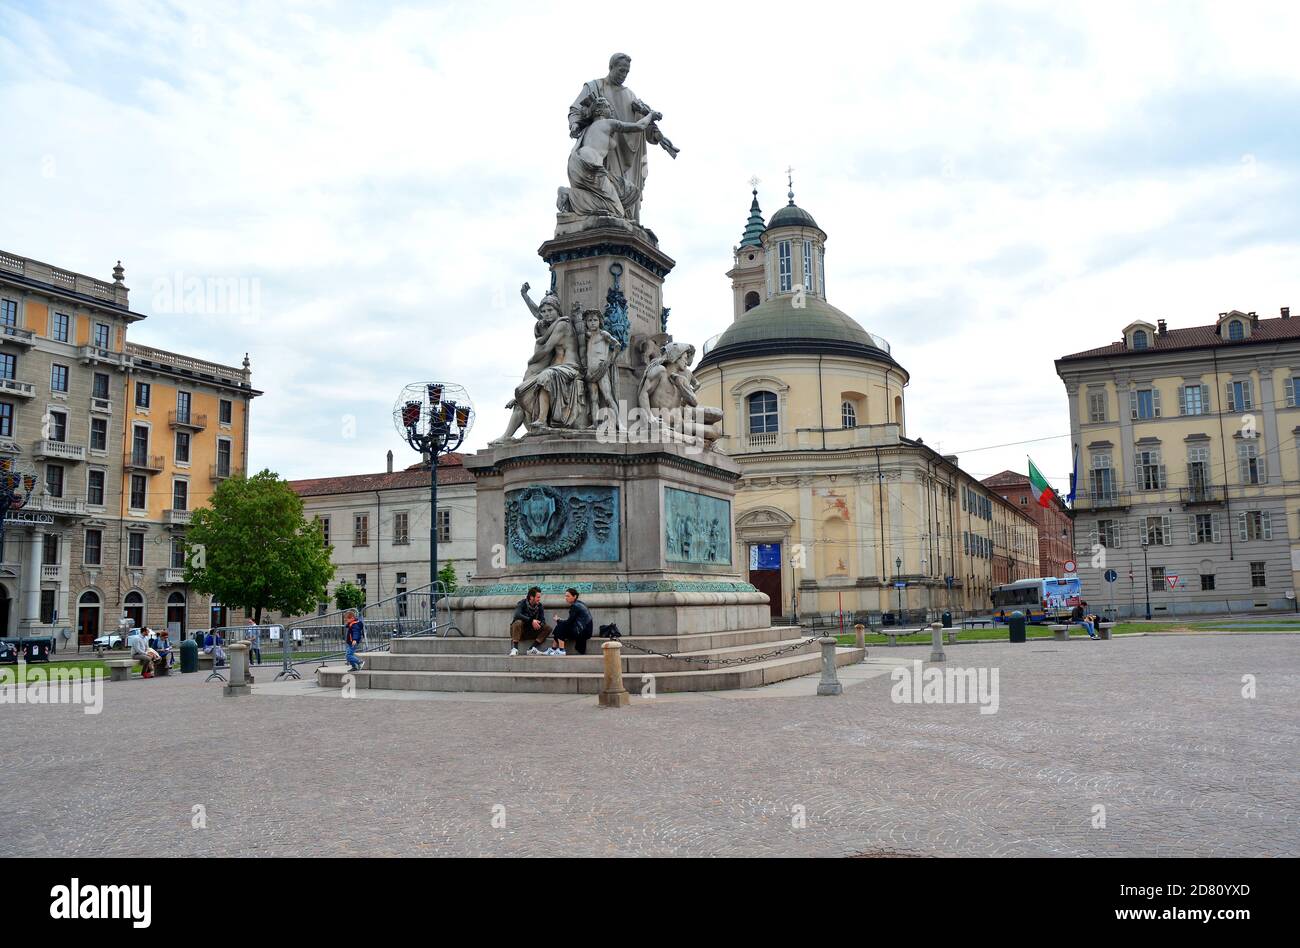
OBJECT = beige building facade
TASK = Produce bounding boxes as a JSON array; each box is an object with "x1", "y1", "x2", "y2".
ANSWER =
[
  {"x1": 0, "y1": 250, "x2": 258, "y2": 644},
  {"x1": 695, "y1": 191, "x2": 1038, "y2": 622},
  {"x1": 1057, "y1": 308, "x2": 1298, "y2": 617}
]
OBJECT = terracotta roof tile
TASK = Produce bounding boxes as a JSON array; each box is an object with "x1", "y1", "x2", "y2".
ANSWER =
[
  {"x1": 288, "y1": 453, "x2": 474, "y2": 496},
  {"x1": 1058, "y1": 314, "x2": 1300, "y2": 362}
]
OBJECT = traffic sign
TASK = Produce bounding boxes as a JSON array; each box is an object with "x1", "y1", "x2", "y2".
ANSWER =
[
  {"x1": 894, "y1": 581, "x2": 907, "y2": 589},
  {"x1": 1104, "y1": 569, "x2": 1118, "y2": 583},
  {"x1": 1064, "y1": 560, "x2": 1077, "y2": 574},
  {"x1": 1165, "y1": 574, "x2": 1179, "y2": 590}
]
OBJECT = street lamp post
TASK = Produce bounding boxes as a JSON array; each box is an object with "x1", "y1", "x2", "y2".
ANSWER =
[
  {"x1": 1141, "y1": 539, "x2": 1152, "y2": 620},
  {"x1": 394, "y1": 383, "x2": 474, "y2": 602},
  {"x1": 895, "y1": 555, "x2": 904, "y2": 622}
]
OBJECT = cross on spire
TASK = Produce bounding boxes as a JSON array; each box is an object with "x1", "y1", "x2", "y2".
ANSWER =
[
  {"x1": 748, "y1": 175, "x2": 760, "y2": 192},
  {"x1": 785, "y1": 165, "x2": 796, "y2": 205}
]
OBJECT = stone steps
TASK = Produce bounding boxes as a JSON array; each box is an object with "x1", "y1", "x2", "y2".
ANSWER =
[
  {"x1": 317, "y1": 645, "x2": 862, "y2": 694},
  {"x1": 387, "y1": 626, "x2": 797, "y2": 655},
  {"x1": 361, "y1": 635, "x2": 821, "y2": 675}
]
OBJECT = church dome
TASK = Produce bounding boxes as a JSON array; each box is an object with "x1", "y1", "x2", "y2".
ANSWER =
[
  {"x1": 767, "y1": 202, "x2": 819, "y2": 230},
  {"x1": 698, "y1": 293, "x2": 896, "y2": 369}
]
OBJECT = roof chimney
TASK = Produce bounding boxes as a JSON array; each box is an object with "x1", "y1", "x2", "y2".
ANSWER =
[
  {"x1": 386, "y1": 450, "x2": 393, "y2": 474},
  {"x1": 1157, "y1": 319, "x2": 1167, "y2": 335},
  {"x1": 1282, "y1": 306, "x2": 1291, "y2": 319}
]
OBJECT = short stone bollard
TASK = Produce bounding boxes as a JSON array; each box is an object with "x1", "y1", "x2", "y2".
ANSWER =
[
  {"x1": 223, "y1": 642, "x2": 252, "y2": 697},
  {"x1": 853, "y1": 623, "x2": 867, "y2": 659},
  {"x1": 816, "y1": 636, "x2": 842, "y2": 696},
  {"x1": 598, "y1": 640, "x2": 629, "y2": 708},
  {"x1": 929, "y1": 622, "x2": 947, "y2": 663}
]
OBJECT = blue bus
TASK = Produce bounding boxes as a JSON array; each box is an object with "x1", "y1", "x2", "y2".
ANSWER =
[{"x1": 991, "y1": 577, "x2": 1082, "y2": 624}]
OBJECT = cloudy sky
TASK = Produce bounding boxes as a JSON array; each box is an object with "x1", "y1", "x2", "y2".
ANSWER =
[{"x1": 2, "y1": 0, "x2": 1297, "y2": 491}]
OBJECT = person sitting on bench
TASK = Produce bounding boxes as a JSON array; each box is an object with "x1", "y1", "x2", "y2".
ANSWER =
[
  {"x1": 551, "y1": 588, "x2": 593, "y2": 656},
  {"x1": 128, "y1": 627, "x2": 158, "y2": 678},
  {"x1": 510, "y1": 587, "x2": 552, "y2": 656},
  {"x1": 203, "y1": 629, "x2": 227, "y2": 667}
]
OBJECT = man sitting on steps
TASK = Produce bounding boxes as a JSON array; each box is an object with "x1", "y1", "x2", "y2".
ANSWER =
[{"x1": 510, "y1": 586, "x2": 552, "y2": 656}]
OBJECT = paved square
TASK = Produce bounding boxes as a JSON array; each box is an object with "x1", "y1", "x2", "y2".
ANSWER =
[{"x1": 1, "y1": 633, "x2": 1295, "y2": 857}]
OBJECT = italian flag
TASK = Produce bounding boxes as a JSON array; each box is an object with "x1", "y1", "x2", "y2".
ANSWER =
[{"x1": 1028, "y1": 458, "x2": 1056, "y2": 508}]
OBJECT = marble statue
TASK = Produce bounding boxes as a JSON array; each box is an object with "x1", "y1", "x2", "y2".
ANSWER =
[
  {"x1": 559, "y1": 100, "x2": 662, "y2": 219},
  {"x1": 581, "y1": 308, "x2": 623, "y2": 424},
  {"x1": 494, "y1": 284, "x2": 588, "y2": 441},
  {"x1": 637, "y1": 342, "x2": 723, "y2": 447},
  {"x1": 561, "y1": 53, "x2": 677, "y2": 223}
]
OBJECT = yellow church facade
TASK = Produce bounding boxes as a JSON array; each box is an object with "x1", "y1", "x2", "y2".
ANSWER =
[{"x1": 695, "y1": 189, "x2": 1039, "y2": 622}]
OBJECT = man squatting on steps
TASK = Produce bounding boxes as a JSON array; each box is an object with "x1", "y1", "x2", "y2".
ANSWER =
[{"x1": 510, "y1": 587, "x2": 552, "y2": 656}]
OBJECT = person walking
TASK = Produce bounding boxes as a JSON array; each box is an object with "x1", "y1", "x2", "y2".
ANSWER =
[
  {"x1": 344, "y1": 610, "x2": 365, "y2": 671},
  {"x1": 245, "y1": 618, "x2": 263, "y2": 666},
  {"x1": 551, "y1": 588, "x2": 593, "y2": 656},
  {"x1": 509, "y1": 587, "x2": 552, "y2": 656}
]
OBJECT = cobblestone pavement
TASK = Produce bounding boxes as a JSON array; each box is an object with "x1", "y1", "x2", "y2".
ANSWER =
[{"x1": 1, "y1": 634, "x2": 1296, "y2": 857}]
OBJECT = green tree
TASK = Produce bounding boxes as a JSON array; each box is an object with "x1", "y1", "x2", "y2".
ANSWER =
[
  {"x1": 436, "y1": 562, "x2": 458, "y2": 595},
  {"x1": 333, "y1": 581, "x2": 366, "y2": 612},
  {"x1": 185, "y1": 470, "x2": 335, "y2": 623}
]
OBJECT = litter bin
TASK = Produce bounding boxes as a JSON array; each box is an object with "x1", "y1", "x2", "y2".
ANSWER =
[
  {"x1": 179, "y1": 638, "x2": 199, "y2": 674},
  {"x1": 22, "y1": 638, "x2": 53, "y2": 662},
  {"x1": 1008, "y1": 610, "x2": 1027, "y2": 643},
  {"x1": 942, "y1": 611, "x2": 953, "y2": 628}
]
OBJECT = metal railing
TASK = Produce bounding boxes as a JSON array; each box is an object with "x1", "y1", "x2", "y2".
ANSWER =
[{"x1": 214, "y1": 582, "x2": 459, "y2": 682}]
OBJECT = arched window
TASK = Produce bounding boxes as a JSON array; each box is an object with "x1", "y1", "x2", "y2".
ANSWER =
[
  {"x1": 744, "y1": 291, "x2": 760, "y2": 311},
  {"x1": 123, "y1": 590, "x2": 144, "y2": 628},
  {"x1": 747, "y1": 391, "x2": 778, "y2": 434},
  {"x1": 1133, "y1": 329, "x2": 1148, "y2": 350},
  {"x1": 841, "y1": 400, "x2": 857, "y2": 429},
  {"x1": 1228, "y1": 320, "x2": 1244, "y2": 340}
]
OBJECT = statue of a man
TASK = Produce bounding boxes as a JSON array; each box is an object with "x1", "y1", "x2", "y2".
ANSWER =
[
  {"x1": 566, "y1": 53, "x2": 675, "y2": 223},
  {"x1": 637, "y1": 342, "x2": 723, "y2": 447},
  {"x1": 560, "y1": 98, "x2": 662, "y2": 219}
]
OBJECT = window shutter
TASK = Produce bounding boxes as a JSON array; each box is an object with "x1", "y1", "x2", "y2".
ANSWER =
[
  {"x1": 1130, "y1": 389, "x2": 1138, "y2": 419},
  {"x1": 1158, "y1": 464, "x2": 1166, "y2": 489},
  {"x1": 1152, "y1": 388, "x2": 1161, "y2": 417},
  {"x1": 1188, "y1": 518, "x2": 1198, "y2": 544},
  {"x1": 1258, "y1": 453, "x2": 1267, "y2": 482},
  {"x1": 1225, "y1": 381, "x2": 1235, "y2": 412},
  {"x1": 1287, "y1": 377, "x2": 1295, "y2": 407},
  {"x1": 1212, "y1": 515, "x2": 1221, "y2": 543},
  {"x1": 1177, "y1": 385, "x2": 1185, "y2": 414},
  {"x1": 1200, "y1": 384, "x2": 1210, "y2": 412},
  {"x1": 1161, "y1": 515, "x2": 1170, "y2": 543},
  {"x1": 1263, "y1": 511, "x2": 1273, "y2": 540},
  {"x1": 1237, "y1": 513, "x2": 1247, "y2": 542},
  {"x1": 1244, "y1": 381, "x2": 1253, "y2": 409}
]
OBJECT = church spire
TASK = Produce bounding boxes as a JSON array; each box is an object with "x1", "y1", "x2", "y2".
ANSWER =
[
  {"x1": 738, "y1": 181, "x2": 766, "y2": 248},
  {"x1": 786, "y1": 165, "x2": 796, "y2": 206}
]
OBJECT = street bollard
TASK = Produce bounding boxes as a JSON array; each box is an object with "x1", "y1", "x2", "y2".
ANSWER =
[
  {"x1": 598, "y1": 640, "x2": 629, "y2": 708},
  {"x1": 929, "y1": 622, "x2": 947, "y2": 663},
  {"x1": 224, "y1": 642, "x2": 252, "y2": 697},
  {"x1": 816, "y1": 636, "x2": 842, "y2": 696},
  {"x1": 853, "y1": 622, "x2": 867, "y2": 662}
]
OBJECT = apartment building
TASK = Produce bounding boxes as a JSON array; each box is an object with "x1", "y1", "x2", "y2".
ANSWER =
[
  {"x1": 0, "y1": 250, "x2": 258, "y2": 643},
  {"x1": 1057, "y1": 308, "x2": 1296, "y2": 617}
]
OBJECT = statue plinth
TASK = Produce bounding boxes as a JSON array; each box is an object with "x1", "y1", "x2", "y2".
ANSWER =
[
  {"x1": 539, "y1": 222, "x2": 675, "y2": 393},
  {"x1": 448, "y1": 434, "x2": 769, "y2": 638}
]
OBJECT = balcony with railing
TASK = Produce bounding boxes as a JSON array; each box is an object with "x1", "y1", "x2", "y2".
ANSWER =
[
  {"x1": 32, "y1": 439, "x2": 86, "y2": 462},
  {"x1": 169, "y1": 410, "x2": 207, "y2": 431},
  {"x1": 40, "y1": 563, "x2": 64, "y2": 581},
  {"x1": 1181, "y1": 485, "x2": 1226, "y2": 506},
  {"x1": 0, "y1": 377, "x2": 35, "y2": 398},
  {"x1": 0, "y1": 324, "x2": 35, "y2": 347},
  {"x1": 124, "y1": 452, "x2": 165, "y2": 473},
  {"x1": 1076, "y1": 487, "x2": 1131, "y2": 510},
  {"x1": 164, "y1": 508, "x2": 192, "y2": 527},
  {"x1": 158, "y1": 567, "x2": 187, "y2": 585},
  {"x1": 31, "y1": 495, "x2": 87, "y2": 517},
  {"x1": 78, "y1": 345, "x2": 133, "y2": 369}
]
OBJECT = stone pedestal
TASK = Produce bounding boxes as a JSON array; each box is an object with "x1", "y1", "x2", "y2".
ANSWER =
[
  {"x1": 816, "y1": 637, "x2": 842, "y2": 696},
  {"x1": 448, "y1": 434, "x2": 768, "y2": 638},
  {"x1": 223, "y1": 643, "x2": 252, "y2": 697}
]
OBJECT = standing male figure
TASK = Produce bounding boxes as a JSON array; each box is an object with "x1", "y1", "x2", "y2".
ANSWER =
[
  {"x1": 510, "y1": 586, "x2": 552, "y2": 656},
  {"x1": 245, "y1": 618, "x2": 262, "y2": 666}
]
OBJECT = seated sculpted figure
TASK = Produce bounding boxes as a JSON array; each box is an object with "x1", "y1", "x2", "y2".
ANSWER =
[
  {"x1": 558, "y1": 98, "x2": 663, "y2": 219},
  {"x1": 495, "y1": 286, "x2": 587, "y2": 442},
  {"x1": 637, "y1": 342, "x2": 723, "y2": 447}
]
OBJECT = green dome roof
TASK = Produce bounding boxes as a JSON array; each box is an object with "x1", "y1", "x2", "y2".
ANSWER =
[
  {"x1": 767, "y1": 203, "x2": 819, "y2": 230},
  {"x1": 698, "y1": 294, "x2": 896, "y2": 369}
]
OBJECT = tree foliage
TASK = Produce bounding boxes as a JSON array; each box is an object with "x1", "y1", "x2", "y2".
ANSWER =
[
  {"x1": 333, "y1": 581, "x2": 367, "y2": 612},
  {"x1": 185, "y1": 470, "x2": 335, "y2": 623},
  {"x1": 437, "y1": 562, "x2": 458, "y2": 595}
]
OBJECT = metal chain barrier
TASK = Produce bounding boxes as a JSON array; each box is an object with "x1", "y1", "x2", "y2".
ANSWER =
[{"x1": 615, "y1": 631, "x2": 828, "y2": 667}]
